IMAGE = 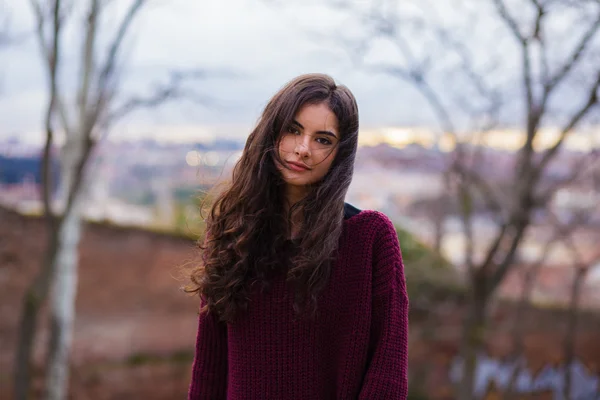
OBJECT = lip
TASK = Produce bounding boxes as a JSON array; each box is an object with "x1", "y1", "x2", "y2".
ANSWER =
[{"x1": 286, "y1": 161, "x2": 311, "y2": 172}]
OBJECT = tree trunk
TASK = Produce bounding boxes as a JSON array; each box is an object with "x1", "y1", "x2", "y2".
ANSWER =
[
  {"x1": 14, "y1": 231, "x2": 59, "y2": 400},
  {"x1": 457, "y1": 275, "x2": 489, "y2": 400},
  {"x1": 502, "y1": 264, "x2": 540, "y2": 399},
  {"x1": 45, "y1": 210, "x2": 82, "y2": 400},
  {"x1": 44, "y1": 140, "x2": 86, "y2": 400},
  {"x1": 562, "y1": 267, "x2": 587, "y2": 400},
  {"x1": 432, "y1": 200, "x2": 445, "y2": 256},
  {"x1": 14, "y1": 293, "x2": 43, "y2": 400}
]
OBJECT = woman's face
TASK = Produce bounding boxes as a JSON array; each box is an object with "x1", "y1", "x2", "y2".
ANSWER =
[{"x1": 277, "y1": 102, "x2": 340, "y2": 190}]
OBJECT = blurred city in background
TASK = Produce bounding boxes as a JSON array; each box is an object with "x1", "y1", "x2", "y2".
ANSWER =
[{"x1": 1, "y1": 0, "x2": 599, "y2": 399}]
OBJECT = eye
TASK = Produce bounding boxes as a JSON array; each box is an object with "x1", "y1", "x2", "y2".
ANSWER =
[
  {"x1": 286, "y1": 125, "x2": 301, "y2": 135},
  {"x1": 316, "y1": 137, "x2": 332, "y2": 145}
]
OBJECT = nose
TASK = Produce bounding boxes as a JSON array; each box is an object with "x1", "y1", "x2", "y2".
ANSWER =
[{"x1": 294, "y1": 134, "x2": 311, "y2": 159}]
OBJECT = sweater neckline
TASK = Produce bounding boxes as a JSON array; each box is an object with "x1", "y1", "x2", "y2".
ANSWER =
[
  {"x1": 285, "y1": 203, "x2": 363, "y2": 242},
  {"x1": 343, "y1": 202, "x2": 362, "y2": 221}
]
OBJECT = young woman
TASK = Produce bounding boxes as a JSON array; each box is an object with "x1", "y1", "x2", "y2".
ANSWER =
[{"x1": 187, "y1": 73, "x2": 408, "y2": 399}]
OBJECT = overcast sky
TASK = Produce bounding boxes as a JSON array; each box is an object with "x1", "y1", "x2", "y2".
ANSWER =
[{"x1": 0, "y1": 0, "x2": 598, "y2": 144}]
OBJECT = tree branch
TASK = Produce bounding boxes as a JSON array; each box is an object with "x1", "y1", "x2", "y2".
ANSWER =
[
  {"x1": 492, "y1": 0, "x2": 527, "y2": 45},
  {"x1": 489, "y1": 219, "x2": 530, "y2": 293},
  {"x1": 77, "y1": 0, "x2": 99, "y2": 132},
  {"x1": 457, "y1": 179, "x2": 476, "y2": 273},
  {"x1": 539, "y1": 148, "x2": 600, "y2": 202},
  {"x1": 538, "y1": 71, "x2": 600, "y2": 171},
  {"x1": 466, "y1": 168, "x2": 505, "y2": 215},
  {"x1": 30, "y1": 0, "x2": 71, "y2": 134},
  {"x1": 41, "y1": 0, "x2": 63, "y2": 225},
  {"x1": 95, "y1": 0, "x2": 146, "y2": 96},
  {"x1": 77, "y1": 0, "x2": 147, "y2": 135},
  {"x1": 431, "y1": 24, "x2": 502, "y2": 135},
  {"x1": 544, "y1": 10, "x2": 600, "y2": 95},
  {"x1": 478, "y1": 221, "x2": 508, "y2": 274},
  {"x1": 330, "y1": 1, "x2": 459, "y2": 139},
  {"x1": 531, "y1": 0, "x2": 550, "y2": 86},
  {"x1": 107, "y1": 70, "x2": 218, "y2": 124},
  {"x1": 493, "y1": 0, "x2": 536, "y2": 153}
]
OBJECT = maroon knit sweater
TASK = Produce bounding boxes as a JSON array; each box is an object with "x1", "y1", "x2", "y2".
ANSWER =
[{"x1": 188, "y1": 208, "x2": 409, "y2": 399}]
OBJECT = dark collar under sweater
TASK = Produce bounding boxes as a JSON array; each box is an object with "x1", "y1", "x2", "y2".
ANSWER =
[{"x1": 343, "y1": 202, "x2": 361, "y2": 220}]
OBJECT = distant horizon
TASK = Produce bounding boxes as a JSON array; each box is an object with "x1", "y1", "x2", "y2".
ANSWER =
[{"x1": 2, "y1": 122, "x2": 598, "y2": 153}]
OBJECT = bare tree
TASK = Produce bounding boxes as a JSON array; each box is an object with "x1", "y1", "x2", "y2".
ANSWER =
[
  {"x1": 13, "y1": 1, "x2": 215, "y2": 399},
  {"x1": 278, "y1": 0, "x2": 600, "y2": 398},
  {"x1": 501, "y1": 239, "x2": 554, "y2": 400},
  {"x1": 557, "y1": 210, "x2": 600, "y2": 398},
  {"x1": 500, "y1": 204, "x2": 597, "y2": 399},
  {"x1": 14, "y1": 2, "x2": 64, "y2": 399}
]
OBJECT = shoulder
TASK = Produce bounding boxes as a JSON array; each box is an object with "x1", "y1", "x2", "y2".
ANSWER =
[
  {"x1": 347, "y1": 207, "x2": 395, "y2": 230},
  {"x1": 344, "y1": 206, "x2": 397, "y2": 243}
]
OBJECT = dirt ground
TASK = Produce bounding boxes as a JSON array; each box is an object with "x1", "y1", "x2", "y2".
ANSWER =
[{"x1": 0, "y1": 207, "x2": 201, "y2": 399}]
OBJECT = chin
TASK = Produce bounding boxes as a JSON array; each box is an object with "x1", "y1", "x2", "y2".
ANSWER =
[
  {"x1": 279, "y1": 163, "x2": 332, "y2": 187},
  {"x1": 283, "y1": 177, "x2": 315, "y2": 187}
]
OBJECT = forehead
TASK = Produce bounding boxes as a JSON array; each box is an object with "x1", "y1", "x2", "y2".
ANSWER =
[{"x1": 294, "y1": 103, "x2": 339, "y2": 133}]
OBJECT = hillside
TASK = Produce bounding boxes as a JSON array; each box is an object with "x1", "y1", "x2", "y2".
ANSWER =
[{"x1": 2, "y1": 207, "x2": 599, "y2": 399}]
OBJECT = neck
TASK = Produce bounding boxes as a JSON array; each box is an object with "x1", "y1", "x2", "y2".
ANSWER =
[
  {"x1": 284, "y1": 184, "x2": 307, "y2": 208},
  {"x1": 283, "y1": 185, "x2": 307, "y2": 239}
]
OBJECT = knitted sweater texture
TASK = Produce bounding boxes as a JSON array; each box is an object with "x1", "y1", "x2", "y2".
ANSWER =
[{"x1": 188, "y1": 209, "x2": 409, "y2": 399}]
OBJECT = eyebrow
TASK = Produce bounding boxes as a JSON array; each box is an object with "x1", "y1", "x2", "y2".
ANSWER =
[{"x1": 292, "y1": 119, "x2": 338, "y2": 139}]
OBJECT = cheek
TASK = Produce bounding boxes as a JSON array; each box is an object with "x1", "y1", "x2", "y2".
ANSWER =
[
  {"x1": 278, "y1": 136, "x2": 295, "y2": 156},
  {"x1": 316, "y1": 149, "x2": 338, "y2": 174}
]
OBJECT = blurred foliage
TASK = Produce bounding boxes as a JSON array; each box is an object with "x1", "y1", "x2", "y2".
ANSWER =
[
  {"x1": 396, "y1": 225, "x2": 465, "y2": 311},
  {"x1": 172, "y1": 202, "x2": 206, "y2": 239},
  {"x1": 407, "y1": 389, "x2": 430, "y2": 400},
  {"x1": 173, "y1": 187, "x2": 203, "y2": 202},
  {"x1": 126, "y1": 349, "x2": 194, "y2": 366}
]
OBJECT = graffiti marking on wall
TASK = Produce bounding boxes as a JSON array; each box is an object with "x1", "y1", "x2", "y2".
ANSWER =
[{"x1": 450, "y1": 353, "x2": 599, "y2": 400}]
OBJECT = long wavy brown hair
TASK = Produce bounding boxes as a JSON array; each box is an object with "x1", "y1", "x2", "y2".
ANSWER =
[{"x1": 187, "y1": 73, "x2": 359, "y2": 322}]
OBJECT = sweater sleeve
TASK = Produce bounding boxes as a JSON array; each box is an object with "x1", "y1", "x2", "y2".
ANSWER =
[
  {"x1": 188, "y1": 298, "x2": 228, "y2": 400},
  {"x1": 358, "y1": 213, "x2": 409, "y2": 400}
]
